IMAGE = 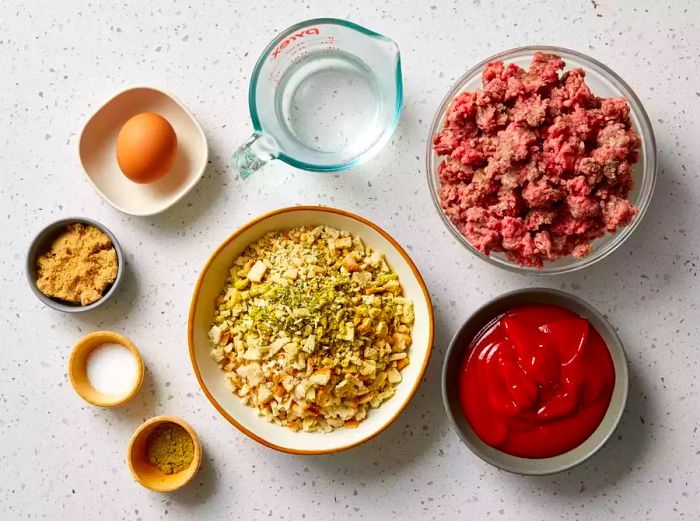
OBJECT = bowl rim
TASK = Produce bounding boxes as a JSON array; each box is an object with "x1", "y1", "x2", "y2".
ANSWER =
[
  {"x1": 426, "y1": 44, "x2": 658, "y2": 275},
  {"x1": 25, "y1": 217, "x2": 124, "y2": 312},
  {"x1": 78, "y1": 85, "x2": 209, "y2": 217},
  {"x1": 127, "y1": 414, "x2": 203, "y2": 492},
  {"x1": 187, "y1": 205, "x2": 435, "y2": 455},
  {"x1": 441, "y1": 287, "x2": 629, "y2": 475}
]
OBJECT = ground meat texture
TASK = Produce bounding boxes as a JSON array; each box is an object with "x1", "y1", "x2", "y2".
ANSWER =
[{"x1": 434, "y1": 52, "x2": 641, "y2": 268}]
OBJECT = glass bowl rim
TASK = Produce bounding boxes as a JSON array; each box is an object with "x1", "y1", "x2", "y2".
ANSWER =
[{"x1": 426, "y1": 45, "x2": 658, "y2": 275}]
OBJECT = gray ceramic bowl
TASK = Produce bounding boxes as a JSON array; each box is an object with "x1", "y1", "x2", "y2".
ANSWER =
[
  {"x1": 26, "y1": 217, "x2": 123, "y2": 312},
  {"x1": 442, "y1": 288, "x2": 628, "y2": 475}
]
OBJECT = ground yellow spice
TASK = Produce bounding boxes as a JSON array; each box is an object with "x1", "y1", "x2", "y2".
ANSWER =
[{"x1": 145, "y1": 422, "x2": 194, "y2": 474}]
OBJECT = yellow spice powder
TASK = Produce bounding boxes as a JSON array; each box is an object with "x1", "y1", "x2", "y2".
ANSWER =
[
  {"x1": 145, "y1": 423, "x2": 194, "y2": 474},
  {"x1": 36, "y1": 223, "x2": 118, "y2": 305}
]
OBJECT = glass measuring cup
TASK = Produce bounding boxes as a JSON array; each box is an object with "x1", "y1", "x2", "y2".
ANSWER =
[{"x1": 232, "y1": 18, "x2": 403, "y2": 178}]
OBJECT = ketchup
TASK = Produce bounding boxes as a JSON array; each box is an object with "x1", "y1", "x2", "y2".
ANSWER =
[{"x1": 459, "y1": 304, "x2": 615, "y2": 458}]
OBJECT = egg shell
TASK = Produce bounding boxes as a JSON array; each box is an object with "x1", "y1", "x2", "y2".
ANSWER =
[{"x1": 116, "y1": 112, "x2": 177, "y2": 184}]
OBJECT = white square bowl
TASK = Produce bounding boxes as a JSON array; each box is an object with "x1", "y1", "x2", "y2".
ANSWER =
[{"x1": 79, "y1": 87, "x2": 208, "y2": 216}]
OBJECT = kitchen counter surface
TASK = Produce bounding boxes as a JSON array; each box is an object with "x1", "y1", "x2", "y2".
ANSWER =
[{"x1": 1, "y1": 1, "x2": 699, "y2": 519}]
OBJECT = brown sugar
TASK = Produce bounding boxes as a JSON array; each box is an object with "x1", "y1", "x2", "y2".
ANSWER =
[{"x1": 36, "y1": 223, "x2": 118, "y2": 305}]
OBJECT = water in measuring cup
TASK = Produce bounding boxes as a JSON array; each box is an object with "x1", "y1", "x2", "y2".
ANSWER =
[{"x1": 275, "y1": 50, "x2": 383, "y2": 160}]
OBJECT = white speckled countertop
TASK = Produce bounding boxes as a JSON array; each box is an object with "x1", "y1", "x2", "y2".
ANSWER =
[{"x1": 1, "y1": 0, "x2": 699, "y2": 519}]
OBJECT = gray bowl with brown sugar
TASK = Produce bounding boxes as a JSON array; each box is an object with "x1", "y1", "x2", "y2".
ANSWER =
[{"x1": 26, "y1": 217, "x2": 124, "y2": 312}]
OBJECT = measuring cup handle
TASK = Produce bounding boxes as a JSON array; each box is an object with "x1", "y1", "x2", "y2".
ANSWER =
[{"x1": 231, "y1": 133, "x2": 278, "y2": 179}]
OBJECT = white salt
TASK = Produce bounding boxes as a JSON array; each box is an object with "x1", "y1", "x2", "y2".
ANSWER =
[{"x1": 86, "y1": 343, "x2": 139, "y2": 396}]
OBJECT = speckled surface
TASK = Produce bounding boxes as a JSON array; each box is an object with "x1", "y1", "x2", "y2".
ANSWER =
[{"x1": 1, "y1": 1, "x2": 698, "y2": 519}]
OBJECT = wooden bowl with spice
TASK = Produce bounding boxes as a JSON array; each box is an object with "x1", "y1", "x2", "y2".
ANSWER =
[
  {"x1": 128, "y1": 415, "x2": 202, "y2": 492},
  {"x1": 25, "y1": 217, "x2": 124, "y2": 312}
]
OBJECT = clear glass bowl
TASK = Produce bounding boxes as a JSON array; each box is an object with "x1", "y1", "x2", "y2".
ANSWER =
[{"x1": 426, "y1": 46, "x2": 657, "y2": 274}]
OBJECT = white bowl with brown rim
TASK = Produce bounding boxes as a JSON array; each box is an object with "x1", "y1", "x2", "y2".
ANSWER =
[{"x1": 188, "y1": 206, "x2": 434, "y2": 454}]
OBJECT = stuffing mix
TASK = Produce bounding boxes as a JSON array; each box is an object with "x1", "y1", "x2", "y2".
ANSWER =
[
  {"x1": 434, "y1": 52, "x2": 641, "y2": 268},
  {"x1": 209, "y1": 226, "x2": 414, "y2": 432}
]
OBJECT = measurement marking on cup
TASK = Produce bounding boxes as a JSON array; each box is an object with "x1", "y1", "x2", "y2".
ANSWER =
[{"x1": 272, "y1": 27, "x2": 320, "y2": 59}]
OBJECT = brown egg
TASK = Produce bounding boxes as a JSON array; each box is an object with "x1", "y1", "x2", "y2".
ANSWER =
[{"x1": 116, "y1": 112, "x2": 177, "y2": 184}]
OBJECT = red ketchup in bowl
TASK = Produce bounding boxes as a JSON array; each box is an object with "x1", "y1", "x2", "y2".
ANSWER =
[{"x1": 459, "y1": 304, "x2": 615, "y2": 458}]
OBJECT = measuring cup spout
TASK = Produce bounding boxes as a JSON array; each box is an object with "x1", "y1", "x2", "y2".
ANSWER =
[{"x1": 231, "y1": 133, "x2": 279, "y2": 179}]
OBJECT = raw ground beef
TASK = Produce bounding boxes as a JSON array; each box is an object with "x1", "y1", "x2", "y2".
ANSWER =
[{"x1": 434, "y1": 53, "x2": 640, "y2": 268}]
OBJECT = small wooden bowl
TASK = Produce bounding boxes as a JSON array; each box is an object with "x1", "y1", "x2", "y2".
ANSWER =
[
  {"x1": 68, "y1": 331, "x2": 144, "y2": 407},
  {"x1": 128, "y1": 415, "x2": 202, "y2": 492}
]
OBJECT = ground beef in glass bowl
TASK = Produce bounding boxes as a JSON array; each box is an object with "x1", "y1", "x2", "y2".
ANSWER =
[{"x1": 426, "y1": 46, "x2": 656, "y2": 274}]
